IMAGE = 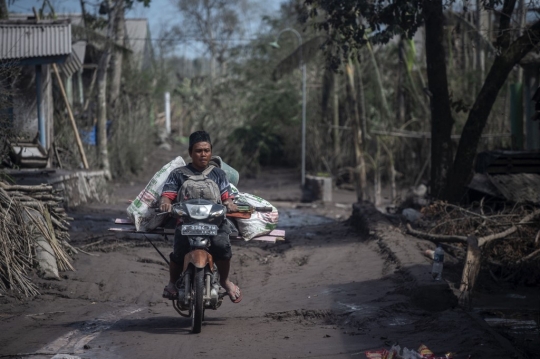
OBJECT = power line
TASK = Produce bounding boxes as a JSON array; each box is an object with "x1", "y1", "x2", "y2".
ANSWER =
[{"x1": 129, "y1": 37, "x2": 264, "y2": 42}]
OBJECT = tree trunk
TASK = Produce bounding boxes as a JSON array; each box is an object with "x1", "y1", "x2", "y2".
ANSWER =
[
  {"x1": 333, "y1": 74, "x2": 340, "y2": 162},
  {"x1": 97, "y1": 52, "x2": 111, "y2": 179},
  {"x1": 422, "y1": 0, "x2": 455, "y2": 199},
  {"x1": 459, "y1": 236, "x2": 481, "y2": 309},
  {"x1": 445, "y1": 19, "x2": 540, "y2": 202},
  {"x1": 374, "y1": 140, "x2": 382, "y2": 207},
  {"x1": 476, "y1": 0, "x2": 490, "y2": 83},
  {"x1": 354, "y1": 59, "x2": 367, "y2": 147},
  {"x1": 110, "y1": 0, "x2": 125, "y2": 108},
  {"x1": 354, "y1": 61, "x2": 367, "y2": 200},
  {"x1": 397, "y1": 37, "x2": 406, "y2": 123},
  {"x1": 95, "y1": 0, "x2": 115, "y2": 179},
  {"x1": 0, "y1": 0, "x2": 8, "y2": 19},
  {"x1": 346, "y1": 61, "x2": 367, "y2": 201},
  {"x1": 365, "y1": 40, "x2": 391, "y2": 120}
]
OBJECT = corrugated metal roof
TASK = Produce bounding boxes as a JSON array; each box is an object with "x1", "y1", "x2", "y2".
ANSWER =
[
  {"x1": 0, "y1": 21, "x2": 71, "y2": 60},
  {"x1": 8, "y1": 14, "x2": 83, "y2": 26},
  {"x1": 488, "y1": 173, "x2": 540, "y2": 204},
  {"x1": 59, "y1": 41, "x2": 85, "y2": 77}
]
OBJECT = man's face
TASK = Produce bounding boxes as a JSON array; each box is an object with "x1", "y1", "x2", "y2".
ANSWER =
[{"x1": 190, "y1": 141, "x2": 212, "y2": 169}]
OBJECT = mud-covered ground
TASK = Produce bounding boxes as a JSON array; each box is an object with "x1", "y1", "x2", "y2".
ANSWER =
[{"x1": 0, "y1": 145, "x2": 535, "y2": 358}]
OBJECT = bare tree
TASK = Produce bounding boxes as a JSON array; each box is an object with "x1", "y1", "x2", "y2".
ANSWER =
[
  {"x1": 109, "y1": 0, "x2": 125, "y2": 107},
  {"x1": 173, "y1": 0, "x2": 245, "y2": 80},
  {"x1": 95, "y1": 0, "x2": 122, "y2": 179}
]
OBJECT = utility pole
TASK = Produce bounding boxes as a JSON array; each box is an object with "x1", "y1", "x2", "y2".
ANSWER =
[{"x1": 165, "y1": 92, "x2": 171, "y2": 135}]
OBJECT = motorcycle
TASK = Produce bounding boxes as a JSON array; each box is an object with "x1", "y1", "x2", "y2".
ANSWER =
[{"x1": 167, "y1": 198, "x2": 271, "y2": 333}]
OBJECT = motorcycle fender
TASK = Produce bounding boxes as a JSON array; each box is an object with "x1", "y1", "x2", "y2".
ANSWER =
[{"x1": 183, "y1": 250, "x2": 214, "y2": 272}]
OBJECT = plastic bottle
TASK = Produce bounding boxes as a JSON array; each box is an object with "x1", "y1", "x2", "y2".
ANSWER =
[{"x1": 431, "y1": 245, "x2": 444, "y2": 281}]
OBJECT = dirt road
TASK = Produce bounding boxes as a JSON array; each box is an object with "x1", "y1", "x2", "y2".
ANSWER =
[{"x1": 0, "y1": 149, "x2": 520, "y2": 359}]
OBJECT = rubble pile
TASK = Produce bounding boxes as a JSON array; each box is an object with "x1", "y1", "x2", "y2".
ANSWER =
[
  {"x1": 410, "y1": 201, "x2": 540, "y2": 285},
  {"x1": 0, "y1": 181, "x2": 74, "y2": 298}
]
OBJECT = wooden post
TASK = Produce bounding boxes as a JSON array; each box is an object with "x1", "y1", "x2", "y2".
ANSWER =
[
  {"x1": 52, "y1": 64, "x2": 90, "y2": 169},
  {"x1": 459, "y1": 236, "x2": 481, "y2": 309}
]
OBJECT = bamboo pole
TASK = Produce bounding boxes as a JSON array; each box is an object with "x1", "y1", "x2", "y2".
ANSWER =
[{"x1": 51, "y1": 63, "x2": 90, "y2": 169}]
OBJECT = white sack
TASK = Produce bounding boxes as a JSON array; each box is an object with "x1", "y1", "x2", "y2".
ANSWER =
[
  {"x1": 35, "y1": 237, "x2": 60, "y2": 280},
  {"x1": 235, "y1": 193, "x2": 278, "y2": 241},
  {"x1": 127, "y1": 156, "x2": 186, "y2": 231},
  {"x1": 23, "y1": 208, "x2": 59, "y2": 280}
]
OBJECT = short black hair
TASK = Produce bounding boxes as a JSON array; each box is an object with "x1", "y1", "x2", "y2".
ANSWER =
[{"x1": 188, "y1": 131, "x2": 212, "y2": 152}]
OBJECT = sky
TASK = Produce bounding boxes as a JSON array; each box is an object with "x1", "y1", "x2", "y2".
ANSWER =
[{"x1": 8, "y1": 0, "x2": 285, "y2": 57}]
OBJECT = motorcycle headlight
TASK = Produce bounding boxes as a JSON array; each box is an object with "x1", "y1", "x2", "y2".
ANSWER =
[
  {"x1": 172, "y1": 204, "x2": 187, "y2": 217},
  {"x1": 199, "y1": 238, "x2": 209, "y2": 246},
  {"x1": 185, "y1": 204, "x2": 212, "y2": 219},
  {"x1": 210, "y1": 208, "x2": 225, "y2": 217}
]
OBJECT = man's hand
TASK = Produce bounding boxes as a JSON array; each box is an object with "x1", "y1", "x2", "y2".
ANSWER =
[
  {"x1": 160, "y1": 196, "x2": 172, "y2": 212},
  {"x1": 223, "y1": 199, "x2": 238, "y2": 213}
]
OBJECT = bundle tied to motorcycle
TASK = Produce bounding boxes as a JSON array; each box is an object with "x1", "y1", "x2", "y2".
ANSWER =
[
  {"x1": 125, "y1": 132, "x2": 279, "y2": 333},
  {"x1": 126, "y1": 156, "x2": 279, "y2": 240}
]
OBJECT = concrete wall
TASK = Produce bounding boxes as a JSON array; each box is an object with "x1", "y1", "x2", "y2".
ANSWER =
[{"x1": 47, "y1": 170, "x2": 109, "y2": 208}]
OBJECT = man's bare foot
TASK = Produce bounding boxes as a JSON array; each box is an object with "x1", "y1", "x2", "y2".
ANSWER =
[
  {"x1": 162, "y1": 282, "x2": 178, "y2": 299},
  {"x1": 220, "y1": 279, "x2": 242, "y2": 303}
]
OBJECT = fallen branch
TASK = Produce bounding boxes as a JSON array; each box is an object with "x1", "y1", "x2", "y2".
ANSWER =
[
  {"x1": 478, "y1": 209, "x2": 540, "y2": 246},
  {"x1": 50, "y1": 215, "x2": 69, "y2": 231},
  {"x1": 517, "y1": 248, "x2": 540, "y2": 264},
  {"x1": 406, "y1": 223, "x2": 467, "y2": 243},
  {"x1": 0, "y1": 182, "x2": 53, "y2": 192},
  {"x1": 26, "y1": 311, "x2": 65, "y2": 317},
  {"x1": 407, "y1": 209, "x2": 540, "y2": 247},
  {"x1": 445, "y1": 203, "x2": 492, "y2": 221},
  {"x1": 75, "y1": 247, "x2": 99, "y2": 256}
]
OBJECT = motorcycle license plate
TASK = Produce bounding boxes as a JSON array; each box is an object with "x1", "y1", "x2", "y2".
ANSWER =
[{"x1": 181, "y1": 224, "x2": 218, "y2": 236}]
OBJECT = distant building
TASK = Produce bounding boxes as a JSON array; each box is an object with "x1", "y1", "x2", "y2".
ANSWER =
[
  {"x1": 0, "y1": 18, "x2": 75, "y2": 167},
  {"x1": 125, "y1": 18, "x2": 154, "y2": 71}
]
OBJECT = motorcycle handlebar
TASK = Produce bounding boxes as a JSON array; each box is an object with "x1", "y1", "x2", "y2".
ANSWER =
[
  {"x1": 154, "y1": 204, "x2": 273, "y2": 213},
  {"x1": 254, "y1": 206, "x2": 273, "y2": 212}
]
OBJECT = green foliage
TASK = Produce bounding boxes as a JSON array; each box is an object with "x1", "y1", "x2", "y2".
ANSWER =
[
  {"x1": 304, "y1": 0, "x2": 426, "y2": 70},
  {"x1": 303, "y1": 0, "x2": 509, "y2": 71},
  {"x1": 0, "y1": 66, "x2": 19, "y2": 167},
  {"x1": 125, "y1": 0, "x2": 151, "y2": 9},
  {"x1": 164, "y1": 3, "x2": 309, "y2": 175},
  {"x1": 227, "y1": 78, "x2": 300, "y2": 173}
]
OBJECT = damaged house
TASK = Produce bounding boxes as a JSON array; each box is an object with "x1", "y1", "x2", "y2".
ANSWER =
[{"x1": 0, "y1": 18, "x2": 84, "y2": 168}]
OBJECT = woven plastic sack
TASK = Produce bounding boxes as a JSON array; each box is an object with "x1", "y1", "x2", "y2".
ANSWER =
[
  {"x1": 230, "y1": 183, "x2": 240, "y2": 196},
  {"x1": 235, "y1": 193, "x2": 278, "y2": 241},
  {"x1": 127, "y1": 156, "x2": 186, "y2": 231}
]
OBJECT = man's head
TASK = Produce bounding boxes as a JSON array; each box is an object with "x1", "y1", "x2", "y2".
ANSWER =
[{"x1": 188, "y1": 131, "x2": 212, "y2": 170}]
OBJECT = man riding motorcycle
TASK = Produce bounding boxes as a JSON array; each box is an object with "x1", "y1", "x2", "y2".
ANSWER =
[{"x1": 159, "y1": 131, "x2": 242, "y2": 304}]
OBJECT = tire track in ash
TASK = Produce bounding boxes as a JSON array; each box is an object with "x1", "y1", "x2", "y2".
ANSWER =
[{"x1": 19, "y1": 306, "x2": 144, "y2": 359}]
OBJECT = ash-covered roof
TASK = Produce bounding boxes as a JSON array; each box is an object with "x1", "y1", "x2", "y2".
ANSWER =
[{"x1": 0, "y1": 19, "x2": 72, "y2": 60}]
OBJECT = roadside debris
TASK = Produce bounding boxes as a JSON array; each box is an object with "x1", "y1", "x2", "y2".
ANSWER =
[
  {"x1": 365, "y1": 344, "x2": 453, "y2": 359},
  {"x1": 406, "y1": 200, "x2": 540, "y2": 306},
  {"x1": 0, "y1": 181, "x2": 74, "y2": 297},
  {"x1": 402, "y1": 208, "x2": 423, "y2": 223}
]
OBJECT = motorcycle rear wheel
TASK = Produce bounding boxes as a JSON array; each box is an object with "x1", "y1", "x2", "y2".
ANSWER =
[{"x1": 191, "y1": 267, "x2": 204, "y2": 333}]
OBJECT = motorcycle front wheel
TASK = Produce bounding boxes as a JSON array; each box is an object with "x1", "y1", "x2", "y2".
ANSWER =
[{"x1": 191, "y1": 267, "x2": 204, "y2": 333}]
